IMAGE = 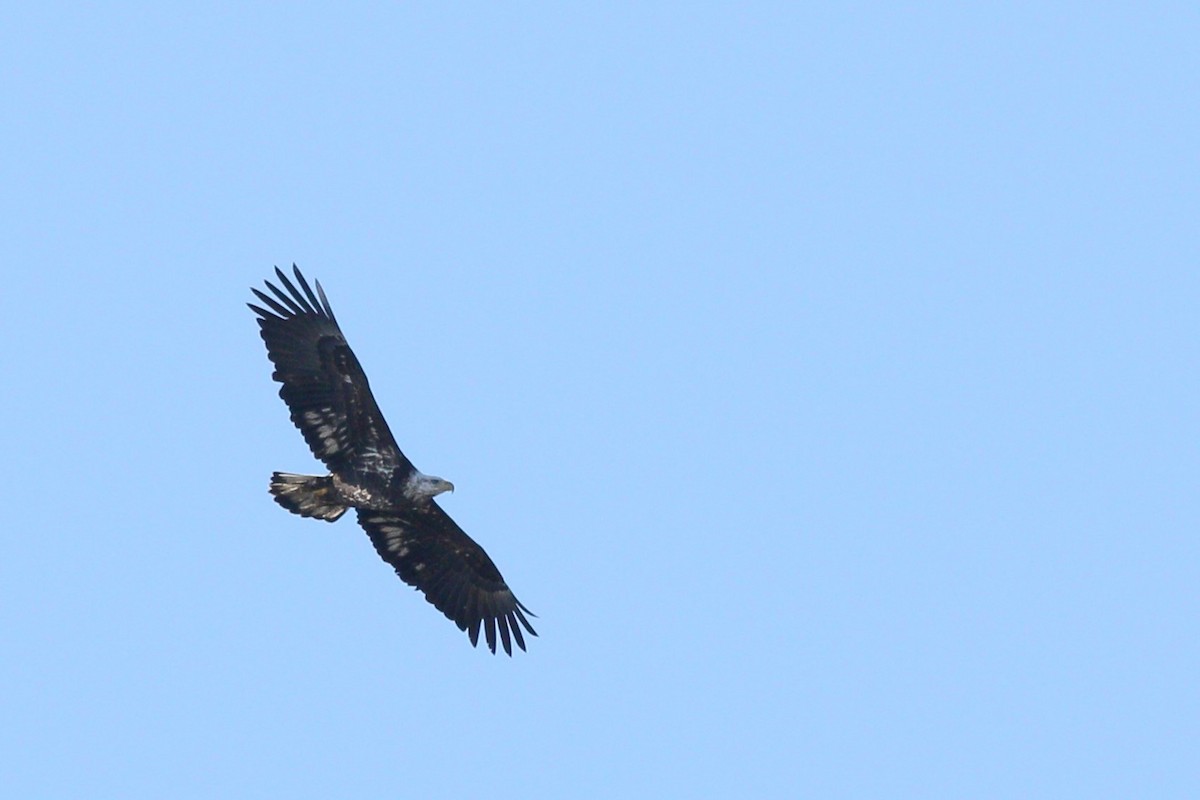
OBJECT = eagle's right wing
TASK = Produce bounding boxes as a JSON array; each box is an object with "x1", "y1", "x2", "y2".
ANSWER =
[
  {"x1": 249, "y1": 265, "x2": 410, "y2": 476},
  {"x1": 357, "y1": 506, "x2": 538, "y2": 655}
]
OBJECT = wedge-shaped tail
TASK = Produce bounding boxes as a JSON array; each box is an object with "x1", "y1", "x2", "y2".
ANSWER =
[{"x1": 269, "y1": 472, "x2": 347, "y2": 522}]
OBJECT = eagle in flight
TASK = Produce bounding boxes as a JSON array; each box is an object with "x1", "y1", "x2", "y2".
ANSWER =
[{"x1": 249, "y1": 266, "x2": 536, "y2": 655}]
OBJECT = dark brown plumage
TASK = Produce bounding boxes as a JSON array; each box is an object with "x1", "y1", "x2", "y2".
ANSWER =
[{"x1": 249, "y1": 265, "x2": 536, "y2": 655}]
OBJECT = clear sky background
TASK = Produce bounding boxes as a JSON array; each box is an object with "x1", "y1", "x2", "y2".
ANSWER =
[{"x1": 2, "y1": 4, "x2": 1197, "y2": 798}]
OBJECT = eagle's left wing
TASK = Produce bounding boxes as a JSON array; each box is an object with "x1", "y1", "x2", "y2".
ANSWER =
[
  {"x1": 356, "y1": 506, "x2": 538, "y2": 655},
  {"x1": 249, "y1": 265, "x2": 410, "y2": 477}
]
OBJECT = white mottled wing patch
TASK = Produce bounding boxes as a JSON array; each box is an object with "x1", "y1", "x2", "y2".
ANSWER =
[
  {"x1": 370, "y1": 515, "x2": 422, "y2": 570},
  {"x1": 298, "y1": 407, "x2": 348, "y2": 460}
]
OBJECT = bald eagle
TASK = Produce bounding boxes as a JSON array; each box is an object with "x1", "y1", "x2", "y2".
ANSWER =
[{"x1": 249, "y1": 266, "x2": 536, "y2": 655}]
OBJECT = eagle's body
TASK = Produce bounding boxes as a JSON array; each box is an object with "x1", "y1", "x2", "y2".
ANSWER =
[{"x1": 249, "y1": 266, "x2": 536, "y2": 655}]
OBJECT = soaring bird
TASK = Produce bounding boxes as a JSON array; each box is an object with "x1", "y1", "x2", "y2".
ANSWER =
[{"x1": 248, "y1": 266, "x2": 536, "y2": 655}]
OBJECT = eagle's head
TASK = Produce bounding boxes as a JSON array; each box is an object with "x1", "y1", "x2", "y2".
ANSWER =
[{"x1": 405, "y1": 470, "x2": 455, "y2": 503}]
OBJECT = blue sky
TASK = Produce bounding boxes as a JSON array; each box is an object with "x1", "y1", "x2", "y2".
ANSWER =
[{"x1": 2, "y1": 3, "x2": 1197, "y2": 797}]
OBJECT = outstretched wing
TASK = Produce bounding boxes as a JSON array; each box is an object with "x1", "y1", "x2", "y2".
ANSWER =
[
  {"x1": 249, "y1": 266, "x2": 410, "y2": 476},
  {"x1": 357, "y1": 506, "x2": 538, "y2": 655}
]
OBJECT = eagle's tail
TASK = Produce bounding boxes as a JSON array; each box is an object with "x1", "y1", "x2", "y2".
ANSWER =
[{"x1": 269, "y1": 472, "x2": 347, "y2": 522}]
